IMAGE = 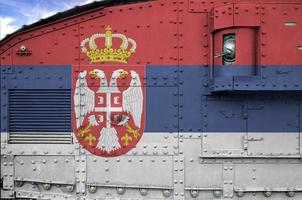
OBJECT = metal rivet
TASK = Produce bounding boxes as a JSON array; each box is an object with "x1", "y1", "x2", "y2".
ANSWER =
[
  {"x1": 162, "y1": 189, "x2": 172, "y2": 197},
  {"x1": 190, "y1": 190, "x2": 199, "y2": 198},
  {"x1": 236, "y1": 190, "x2": 245, "y2": 197},
  {"x1": 88, "y1": 185, "x2": 97, "y2": 193},
  {"x1": 211, "y1": 190, "x2": 221, "y2": 197},
  {"x1": 117, "y1": 187, "x2": 125, "y2": 195},
  {"x1": 263, "y1": 191, "x2": 272, "y2": 197},
  {"x1": 139, "y1": 188, "x2": 148, "y2": 196},
  {"x1": 15, "y1": 181, "x2": 24, "y2": 187},
  {"x1": 42, "y1": 183, "x2": 51, "y2": 190},
  {"x1": 66, "y1": 185, "x2": 74, "y2": 192},
  {"x1": 286, "y1": 191, "x2": 295, "y2": 197}
]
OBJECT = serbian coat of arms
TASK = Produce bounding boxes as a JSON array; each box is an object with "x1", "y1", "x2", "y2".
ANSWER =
[
  {"x1": 73, "y1": 67, "x2": 145, "y2": 157},
  {"x1": 73, "y1": 26, "x2": 145, "y2": 157}
]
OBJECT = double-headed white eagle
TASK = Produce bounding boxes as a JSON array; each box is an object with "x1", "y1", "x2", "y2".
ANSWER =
[{"x1": 74, "y1": 69, "x2": 143, "y2": 153}]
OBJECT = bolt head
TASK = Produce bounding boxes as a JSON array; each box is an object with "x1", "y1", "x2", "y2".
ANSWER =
[
  {"x1": 190, "y1": 190, "x2": 199, "y2": 198},
  {"x1": 15, "y1": 181, "x2": 24, "y2": 187},
  {"x1": 236, "y1": 191, "x2": 245, "y2": 197},
  {"x1": 42, "y1": 183, "x2": 51, "y2": 190},
  {"x1": 20, "y1": 45, "x2": 27, "y2": 52},
  {"x1": 286, "y1": 191, "x2": 295, "y2": 197},
  {"x1": 139, "y1": 188, "x2": 148, "y2": 196},
  {"x1": 162, "y1": 189, "x2": 172, "y2": 197},
  {"x1": 88, "y1": 185, "x2": 97, "y2": 193},
  {"x1": 213, "y1": 190, "x2": 222, "y2": 198},
  {"x1": 117, "y1": 187, "x2": 125, "y2": 195},
  {"x1": 65, "y1": 185, "x2": 74, "y2": 192},
  {"x1": 263, "y1": 191, "x2": 272, "y2": 197}
]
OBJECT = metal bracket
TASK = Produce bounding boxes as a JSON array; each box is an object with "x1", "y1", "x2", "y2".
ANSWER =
[
  {"x1": 1, "y1": 155, "x2": 14, "y2": 198},
  {"x1": 222, "y1": 163, "x2": 234, "y2": 198},
  {"x1": 75, "y1": 156, "x2": 86, "y2": 196},
  {"x1": 173, "y1": 156, "x2": 185, "y2": 200}
]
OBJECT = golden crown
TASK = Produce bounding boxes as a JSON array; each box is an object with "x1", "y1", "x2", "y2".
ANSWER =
[{"x1": 80, "y1": 26, "x2": 137, "y2": 64}]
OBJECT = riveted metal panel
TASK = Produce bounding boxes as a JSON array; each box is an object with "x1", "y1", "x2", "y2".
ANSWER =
[
  {"x1": 86, "y1": 156, "x2": 173, "y2": 187},
  {"x1": 234, "y1": 163, "x2": 302, "y2": 190},
  {"x1": 1, "y1": 1, "x2": 302, "y2": 199},
  {"x1": 78, "y1": 1, "x2": 178, "y2": 66},
  {"x1": 1, "y1": 66, "x2": 71, "y2": 139},
  {"x1": 126, "y1": 132, "x2": 177, "y2": 156},
  {"x1": 260, "y1": 66, "x2": 302, "y2": 90},
  {"x1": 77, "y1": 133, "x2": 178, "y2": 156},
  {"x1": 202, "y1": 100, "x2": 246, "y2": 157},
  {"x1": 1, "y1": 155, "x2": 14, "y2": 194},
  {"x1": 12, "y1": 25, "x2": 79, "y2": 65},
  {"x1": 179, "y1": 66, "x2": 206, "y2": 132},
  {"x1": 247, "y1": 133, "x2": 300, "y2": 157},
  {"x1": 146, "y1": 65, "x2": 179, "y2": 87},
  {"x1": 145, "y1": 86, "x2": 178, "y2": 132},
  {"x1": 247, "y1": 100, "x2": 300, "y2": 156},
  {"x1": 234, "y1": 4, "x2": 261, "y2": 26},
  {"x1": 0, "y1": 49, "x2": 12, "y2": 65},
  {"x1": 14, "y1": 179, "x2": 76, "y2": 199},
  {"x1": 260, "y1": 4, "x2": 302, "y2": 65},
  {"x1": 211, "y1": 4, "x2": 234, "y2": 30},
  {"x1": 1, "y1": 143, "x2": 79, "y2": 156},
  {"x1": 178, "y1": 9, "x2": 209, "y2": 65},
  {"x1": 15, "y1": 156, "x2": 76, "y2": 184},
  {"x1": 0, "y1": 65, "x2": 71, "y2": 89},
  {"x1": 1, "y1": 66, "x2": 12, "y2": 74},
  {"x1": 186, "y1": 163, "x2": 223, "y2": 189},
  {"x1": 211, "y1": 66, "x2": 302, "y2": 92},
  {"x1": 202, "y1": 133, "x2": 246, "y2": 157},
  {"x1": 202, "y1": 100, "x2": 246, "y2": 132},
  {"x1": 183, "y1": 138, "x2": 223, "y2": 189},
  {"x1": 0, "y1": 190, "x2": 14, "y2": 199}
]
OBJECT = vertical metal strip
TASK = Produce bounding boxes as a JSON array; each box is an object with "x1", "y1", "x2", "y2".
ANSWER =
[
  {"x1": 75, "y1": 155, "x2": 86, "y2": 196},
  {"x1": 222, "y1": 163, "x2": 234, "y2": 198},
  {"x1": 173, "y1": 155, "x2": 185, "y2": 200},
  {"x1": 1, "y1": 155, "x2": 14, "y2": 198}
]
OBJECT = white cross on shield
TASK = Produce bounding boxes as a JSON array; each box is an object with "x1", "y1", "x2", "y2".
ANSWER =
[{"x1": 94, "y1": 92, "x2": 123, "y2": 128}]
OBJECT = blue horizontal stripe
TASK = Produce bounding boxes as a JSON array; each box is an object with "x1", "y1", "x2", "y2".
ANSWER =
[
  {"x1": 1, "y1": 65, "x2": 302, "y2": 133},
  {"x1": 145, "y1": 65, "x2": 302, "y2": 132}
]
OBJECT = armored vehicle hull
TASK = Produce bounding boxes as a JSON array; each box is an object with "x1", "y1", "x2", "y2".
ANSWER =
[{"x1": 1, "y1": 0, "x2": 302, "y2": 199}]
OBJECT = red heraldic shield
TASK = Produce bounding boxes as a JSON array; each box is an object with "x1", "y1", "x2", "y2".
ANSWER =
[{"x1": 73, "y1": 66, "x2": 145, "y2": 157}]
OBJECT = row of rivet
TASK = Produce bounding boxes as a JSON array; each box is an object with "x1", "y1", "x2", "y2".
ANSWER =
[
  {"x1": 235, "y1": 190, "x2": 297, "y2": 198},
  {"x1": 1, "y1": 146, "x2": 75, "y2": 155},
  {"x1": 87, "y1": 185, "x2": 172, "y2": 197},
  {"x1": 188, "y1": 189, "x2": 298, "y2": 198},
  {"x1": 173, "y1": 156, "x2": 185, "y2": 199}
]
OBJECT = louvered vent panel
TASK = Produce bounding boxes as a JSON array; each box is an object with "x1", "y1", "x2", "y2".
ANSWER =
[{"x1": 8, "y1": 89, "x2": 72, "y2": 144}]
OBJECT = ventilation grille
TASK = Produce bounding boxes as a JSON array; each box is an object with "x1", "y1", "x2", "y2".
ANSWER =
[{"x1": 8, "y1": 89, "x2": 72, "y2": 144}]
